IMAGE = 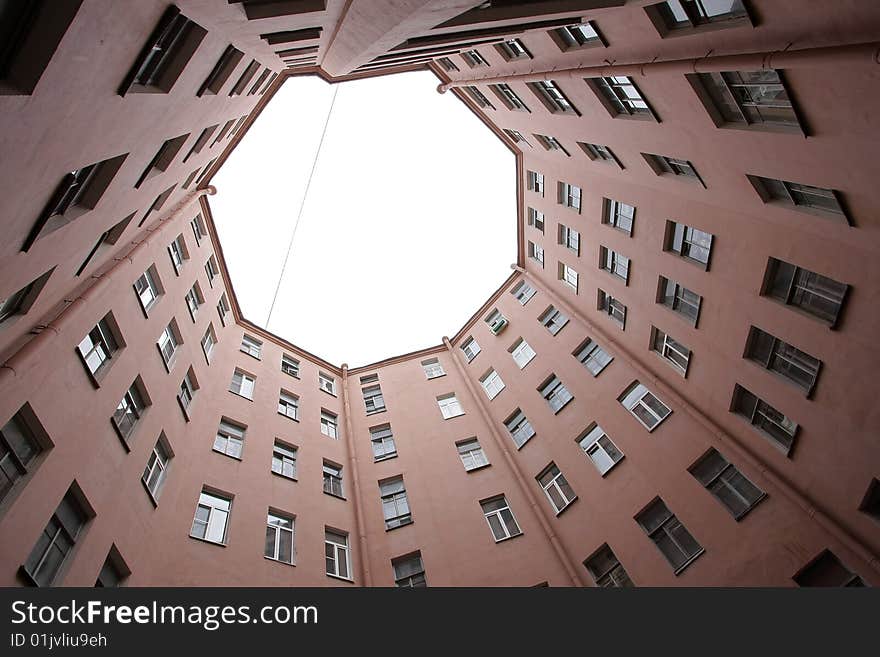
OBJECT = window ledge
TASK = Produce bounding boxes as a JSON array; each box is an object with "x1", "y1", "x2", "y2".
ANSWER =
[
  {"x1": 189, "y1": 535, "x2": 227, "y2": 548},
  {"x1": 270, "y1": 470, "x2": 297, "y2": 482},
  {"x1": 264, "y1": 556, "x2": 296, "y2": 567},
  {"x1": 326, "y1": 573, "x2": 354, "y2": 584},
  {"x1": 239, "y1": 349, "x2": 262, "y2": 361},
  {"x1": 385, "y1": 519, "x2": 413, "y2": 532},
  {"x1": 494, "y1": 531, "x2": 524, "y2": 544},
  {"x1": 365, "y1": 409, "x2": 387, "y2": 416},
  {"x1": 733, "y1": 493, "x2": 768, "y2": 522},
  {"x1": 554, "y1": 497, "x2": 578, "y2": 517},
  {"x1": 374, "y1": 453, "x2": 398, "y2": 463},
  {"x1": 320, "y1": 389, "x2": 338, "y2": 398},
  {"x1": 465, "y1": 463, "x2": 491, "y2": 474},
  {"x1": 212, "y1": 449, "x2": 243, "y2": 461},
  {"x1": 598, "y1": 456, "x2": 625, "y2": 478},
  {"x1": 673, "y1": 548, "x2": 705, "y2": 575},
  {"x1": 229, "y1": 391, "x2": 254, "y2": 402},
  {"x1": 277, "y1": 412, "x2": 300, "y2": 422},
  {"x1": 324, "y1": 491, "x2": 346, "y2": 501}
]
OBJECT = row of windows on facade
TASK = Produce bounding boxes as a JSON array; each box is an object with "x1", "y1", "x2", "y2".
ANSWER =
[
  {"x1": 437, "y1": 2, "x2": 752, "y2": 77},
  {"x1": 477, "y1": 278, "x2": 812, "y2": 459},
  {"x1": 15, "y1": 473, "x2": 868, "y2": 588}
]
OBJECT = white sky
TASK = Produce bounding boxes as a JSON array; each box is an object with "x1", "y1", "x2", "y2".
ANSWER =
[{"x1": 210, "y1": 70, "x2": 515, "y2": 367}]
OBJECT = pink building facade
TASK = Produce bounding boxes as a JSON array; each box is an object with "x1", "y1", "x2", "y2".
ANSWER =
[{"x1": 0, "y1": 1, "x2": 878, "y2": 587}]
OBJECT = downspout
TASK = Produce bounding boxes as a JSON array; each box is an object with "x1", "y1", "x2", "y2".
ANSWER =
[
  {"x1": 512, "y1": 265, "x2": 880, "y2": 575},
  {"x1": 341, "y1": 364, "x2": 371, "y2": 585},
  {"x1": 442, "y1": 336, "x2": 586, "y2": 587},
  {"x1": 438, "y1": 41, "x2": 880, "y2": 92}
]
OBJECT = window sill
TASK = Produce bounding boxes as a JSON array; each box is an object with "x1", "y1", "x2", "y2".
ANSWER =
[
  {"x1": 673, "y1": 548, "x2": 705, "y2": 576},
  {"x1": 282, "y1": 371, "x2": 301, "y2": 379},
  {"x1": 385, "y1": 519, "x2": 413, "y2": 532},
  {"x1": 278, "y1": 412, "x2": 300, "y2": 422},
  {"x1": 442, "y1": 413, "x2": 466, "y2": 420},
  {"x1": 141, "y1": 480, "x2": 160, "y2": 507},
  {"x1": 426, "y1": 373, "x2": 446, "y2": 380},
  {"x1": 239, "y1": 349, "x2": 261, "y2": 361},
  {"x1": 374, "y1": 453, "x2": 398, "y2": 463},
  {"x1": 264, "y1": 556, "x2": 296, "y2": 567},
  {"x1": 365, "y1": 409, "x2": 387, "y2": 416},
  {"x1": 554, "y1": 496, "x2": 578, "y2": 517},
  {"x1": 212, "y1": 449, "x2": 243, "y2": 461},
  {"x1": 494, "y1": 531, "x2": 524, "y2": 544},
  {"x1": 320, "y1": 389, "x2": 338, "y2": 398},
  {"x1": 270, "y1": 470, "x2": 297, "y2": 482},
  {"x1": 598, "y1": 456, "x2": 625, "y2": 478},
  {"x1": 189, "y1": 535, "x2": 227, "y2": 548},
  {"x1": 515, "y1": 435, "x2": 535, "y2": 451},
  {"x1": 326, "y1": 573, "x2": 354, "y2": 584},
  {"x1": 550, "y1": 397, "x2": 574, "y2": 415},
  {"x1": 465, "y1": 463, "x2": 491, "y2": 474},
  {"x1": 324, "y1": 491, "x2": 346, "y2": 501},
  {"x1": 732, "y1": 493, "x2": 768, "y2": 522},
  {"x1": 229, "y1": 391, "x2": 254, "y2": 402}
]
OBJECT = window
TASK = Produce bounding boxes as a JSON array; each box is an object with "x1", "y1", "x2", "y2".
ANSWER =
[
  {"x1": 185, "y1": 283, "x2": 203, "y2": 322},
  {"x1": 362, "y1": 384, "x2": 385, "y2": 414},
  {"x1": 509, "y1": 338, "x2": 536, "y2": 369},
  {"x1": 619, "y1": 382, "x2": 672, "y2": 431},
  {"x1": 461, "y1": 337, "x2": 481, "y2": 362},
  {"x1": 690, "y1": 448, "x2": 766, "y2": 519},
  {"x1": 657, "y1": 276, "x2": 702, "y2": 325},
  {"x1": 0, "y1": 267, "x2": 54, "y2": 325},
  {"x1": 167, "y1": 234, "x2": 189, "y2": 274},
  {"x1": 248, "y1": 67, "x2": 271, "y2": 96},
  {"x1": 437, "y1": 394, "x2": 464, "y2": 419},
  {"x1": 481, "y1": 496, "x2": 522, "y2": 542},
  {"x1": 602, "y1": 198, "x2": 635, "y2": 235},
  {"x1": 134, "y1": 266, "x2": 162, "y2": 314},
  {"x1": 190, "y1": 214, "x2": 207, "y2": 244},
  {"x1": 325, "y1": 529, "x2": 351, "y2": 580},
  {"x1": 527, "y1": 207, "x2": 544, "y2": 232},
  {"x1": 229, "y1": 59, "x2": 261, "y2": 96},
  {"x1": 76, "y1": 313, "x2": 122, "y2": 379},
  {"x1": 23, "y1": 485, "x2": 92, "y2": 586},
  {"x1": 511, "y1": 280, "x2": 536, "y2": 305},
  {"x1": 644, "y1": 154, "x2": 705, "y2": 186},
  {"x1": 744, "y1": 326, "x2": 821, "y2": 395},
  {"x1": 205, "y1": 255, "x2": 220, "y2": 286},
  {"x1": 319, "y1": 372, "x2": 336, "y2": 396},
  {"x1": 557, "y1": 181, "x2": 582, "y2": 211},
  {"x1": 491, "y1": 83, "x2": 529, "y2": 111},
  {"x1": 504, "y1": 409, "x2": 535, "y2": 449},
  {"x1": 537, "y1": 463, "x2": 577, "y2": 514},
  {"x1": 421, "y1": 357, "x2": 445, "y2": 379},
  {"x1": 636, "y1": 498, "x2": 703, "y2": 573},
  {"x1": 437, "y1": 57, "x2": 459, "y2": 72},
  {"x1": 265, "y1": 512, "x2": 295, "y2": 564},
  {"x1": 0, "y1": 405, "x2": 48, "y2": 505},
  {"x1": 271, "y1": 441, "x2": 297, "y2": 479},
  {"x1": 464, "y1": 85, "x2": 495, "y2": 110},
  {"x1": 496, "y1": 38, "x2": 531, "y2": 61},
  {"x1": 135, "y1": 134, "x2": 189, "y2": 189},
  {"x1": 95, "y1": 547, "x2": 130, "y2": 587},
  {"x1": 503, "y1": 128, "x2": 530, "y2": 147},
  {"x1": 73, "y1": 212, "x2": 128, "y2": 276},
  {"x1": 539, "y1": 305, "x2": 568, "y2": 335},
  {"x1": 651, "y1": 326, "x2": 691, "y2": 376},
  {"x1": 182, "y1": 168, "x2": 200, "y2": 190},
  {"x1": 281, "y1": 354, "x2": 300, "y2": 377},
  {"x1": 599, "y1": 246, "x2": 629, "y2": 283},
  {"x1": 380, "y1": 477, "x2": 412, "y2": 530},
  {"x1": 118, "y1": 6, "x2": 207, "y2": 95},
  {"x1": 177, "y1": 368, "x2": 199, "y2": 417},
  {"x1": 485, "y1": 309, "x2": 508, "y2": 335},
  {"x1": 647, "y1": 0, "x2": 751, "y2": 34},
  {"x1": 584, "y1": 545, "x2": 633, "y2": 587},
  {"x1": 213, "y1": 420, "x2": 244, "y2": 459},
  {"x1": 457, "y1": 438, "x2": 489, "y2": 472},
  {"x1": 574, "y1": 338, "x2": 613, "y2": 376},
  {"x1": 588, "y1": 76, "x2": 655, "y2": 119},
  {"x1": 550, "y1": 22, "x2": 604, "y2": 51},
  {"x1": 0, "y1": 0, "x2": 82, "y2": 95},
  {"x1": 240, "y1": 334, "x2": 262, "y2": 359},
  {"x1": 190, "y1": 490, "x2": 231, "y2": 545},
  {"x1": 558, "y1": 224, "x2": 580, "y2": 254},
  {"x1": 579, "y1": 142, "x2": 622, "y2": 167},
  {"x1": 747, "y1": 174, "x2": 850, "y2": 223},
  {"x1": 664, "y1": 221, "x2": 713, "y2": 267},
  {"x1": 217, "y1": 293, "x2": 231, "y2": 325},
  {"x1": 139, "y1": 183, "x2": 176, "y2": 227},
  {"x1": 598, "y1": 289, "x2": 626, "y2": 329},
  {"x1": 534, "y1": 133, "x2": 570, "y2": 155},
  {"x1": 731, "y1": 384, "x2": 798, "y2": 455},
  {"x1": 526, "y1": 170, "x2": 544, "y2": 195},
  {"x1": 689, "y1": 69, "x2": 802, "y2": 132},
  {"x1": 201, "y1": 325, "x2": 216, "y2": 362},
  {"x1": 157, "y1": 320, "x2": 181, "y2": 370},
  {"x1": 539, "y1": 375, "x2": 573, "y2": 414},
  {"x1": 197, "y1": 45, "x2": 244, "y2": 96},
  {"x1": 762, "y1": 258, "x2": 848, "y2": 326},
  {"x1": 370, "y1": 424, "x2": 397, "y2": 461},
  {"x1": 321, "y1": 411, "x2": 339, "y2": 439},
  {"x1": 142, "y1": 434, "x2": 172, "y2": 501},
  {"x1": 25, "y1": 154, "x2": 128, "y2": 251},
  {"x1": 479, "y1": 369, "x2": 505, "y2": 400},
  {"x1": 323, "y1": 462, "x2": 344, "y2": 498},
  {"x1": 527, "y1": 241, "x2": 544, "y2": 267},
  {"x1": 111, "y1": 378, "x2": 149, "y2": 443},
  {"x1": 794, "y1": 550, "x2": 864, "y2": 587},
  {"x1": 558, "y1": 262, "x2": 579, "y2": 292},
  {"x1": 528, "y1": 80, "x2": 578, "y2": 115},
  {"x1": 578, "y1": 424, "x2": 624, "y2": 475},
  {"x1": 393, "y1": 553, "x2": 427, "y2": 587},
  {"x1": 278, "y1": 391, "x2": 299, "y2": 421},
  {"x1": 462, "y1": 49, "x2": 489, "y2": 68},
  {"x1": 229, "y1": 369, "x2": 255, "y2": 400},
  {"x1": 858, "y1": 479, "x2": 880, "y2": 522}
]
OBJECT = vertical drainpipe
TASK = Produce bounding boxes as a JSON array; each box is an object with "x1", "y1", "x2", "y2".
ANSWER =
[
  {"x1": 442, "y1": 335, "x2": 586, "y2": 587},
  {"x1": 341, "y1": 363, "x2": 371, "y2": 586}
]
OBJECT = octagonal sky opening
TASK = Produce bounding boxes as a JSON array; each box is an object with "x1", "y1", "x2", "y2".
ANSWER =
[{"x1": 210, "y1": 70, "x2": 516, "y2": 367}]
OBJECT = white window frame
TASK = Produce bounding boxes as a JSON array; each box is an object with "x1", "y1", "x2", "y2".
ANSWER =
[
  {"x1": 578, "y1": 424, "x2": 624, "y2": 475},
  {"x1": 481, "y1": 496, "x2": 522, "y2": 542},
  {"x1": 461, "y1": 337, "x2": 481, "y2": 362},
  {"x1": 325, "y1": 530, "x2": 351, "y2": 580},
  {"x1": 480, "y1": 369, "x2": 505, "y2": 400},
  {"x1": 437, "y1": 394, "x2": 464, "y2": 419},
  {"x1": 457, "y1": 438, "x2": 489, "y2": 471},
  {"x1": 620, "y1": 382, "x2": 672, "y2": 431},
  {"x1": 509, "y1": 338, "x2": 536, "y2": 369},
  {"x1": 321, "y1": 411, "x2": 339, "y2": 439},
  {"x1": 240, "y1": 334, "x2": 262, "y2": 359},
  {"x1": 421, "y1": 358, "x2": 445, "y2": 379},
  {"x1": 265, "y1": 512, "x2": 295, "y2": 564},
  {"x1": 213, "y1": 421, "x2": 244, "y2": 459},
  {"x1": 190, "y1": 491, "x2": 231, "y2": 545},
  {"x1": 319, "y1": 373, "x2": 336, "y2": 396},
  {"x1": 278, "y1": 391, "x2": 299, "y2": 421},
  {"x1": 537, "y1": 464, "x2": 577, "y2": 514},
  {"x1": 229, "y1": 369, "x2": 255, "y2": 400}
]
